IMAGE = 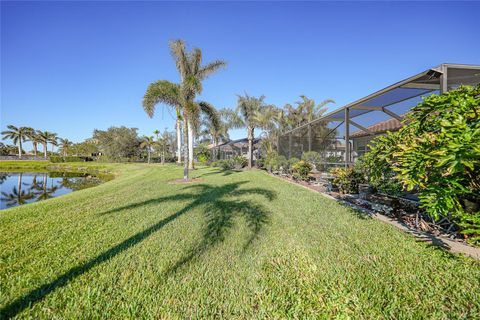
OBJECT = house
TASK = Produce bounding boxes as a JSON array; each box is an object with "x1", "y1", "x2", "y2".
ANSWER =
[{"x1": 350, "y1": 117, "x2": 403, "y2": 160}]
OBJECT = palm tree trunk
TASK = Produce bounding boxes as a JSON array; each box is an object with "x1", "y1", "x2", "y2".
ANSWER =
[
  {"x1": 43, "y1": 142, "x2": 47, "y2": 158},
  {"x1": 162, "y1": 145, "x2": 165, "y2": 165},
  {"x1": 18, "y1": 173, "x2": 22, "y2": 193},
  {"x1": 176, "y1": 119, "x2": 182, "y2": 164},
  {"x1": 18, "y1": 140, "x2": 22, "y2": 158},
  {"x1": 33, "y1": 141, "x2": 37, "y2": 156},
  {"x1": 187, "y1": 120, "x2": 194, "y2": 170},
  {"x1": 183, "y1": 119, "x2": 189, "y2": 181},
  {"x1": 147, "y1": 149, "x2": 151, "y2": 164},
  {"x1": 247, "y1": 127, "x2": 254, "y2": 169}
]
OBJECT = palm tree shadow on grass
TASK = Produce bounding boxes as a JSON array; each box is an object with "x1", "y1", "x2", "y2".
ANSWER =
[{"x1": 1, "y1": 181, "x2": 276, "y2": 318}]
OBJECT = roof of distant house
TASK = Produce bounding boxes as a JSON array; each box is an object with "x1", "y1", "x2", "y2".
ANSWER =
[{"x1": 350, "y1": 117, "x2": 403, "y2": 139}]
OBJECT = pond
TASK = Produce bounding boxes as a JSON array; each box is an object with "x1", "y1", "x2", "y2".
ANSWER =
[{"x1": 0, "y1": 172, "x2": 106, "y2": 210}]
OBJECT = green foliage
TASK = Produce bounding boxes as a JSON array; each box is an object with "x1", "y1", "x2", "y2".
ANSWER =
[
  {"x1": 232, "y1": 156, "x2": 248, "y2": 169},
  {"x1": 194, "y1": 143, "x2": 211, "y2": 164},
  {"x1": 269, "y1": 155, "x2": 288, "y2": 173},
  {"x1": 292, "y1": 160, "x2": 312, "y2": 181},
  {"x1": 0, "y1": 143, "x2": 22, "y2": 156},
  {"x1": 330, "y1": 167, "x2": 365, "y2": 194},
  {"x1": 212, "y1": 159, "x2": 235, "y2": 170},
  {"x1": 393, "y1": 85, "x2": 480, "y2": 242},
  {"x1": 301, "y1": 151, "x2": 321, "y2": 170},
  {"x1": 93, "y1": 126, "x2": 141, "y2": 162},
  {"x1": 362, "y1": 85, "x2": 480, "y2": 242},
  {"x1": 49, "y1": 156, "x2": 83, "y2": 163},
  {"x1": 360, "y1": 137, "x2": 403, "y2": 196}
]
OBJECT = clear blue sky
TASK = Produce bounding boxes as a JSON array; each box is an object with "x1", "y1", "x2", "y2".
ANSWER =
[{"x1": 2, "y1": 1, "x2": 479, "y2": 148}]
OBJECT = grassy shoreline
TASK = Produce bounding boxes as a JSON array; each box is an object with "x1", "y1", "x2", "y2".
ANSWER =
[{"x1": 1, "y1": 162, "x2": 479, "y2": 318}]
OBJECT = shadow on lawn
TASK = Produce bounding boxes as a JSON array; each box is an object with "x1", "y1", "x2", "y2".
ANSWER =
[{"x1": 1, "y1": 181, "x2": 276, "y2": 318}]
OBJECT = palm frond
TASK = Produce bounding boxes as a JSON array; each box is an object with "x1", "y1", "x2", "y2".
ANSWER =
[
  {"x1": 169, "y1": 39, "x2": 190, "y2": 80},
  {"x1": 197, "y1": 60, "x2": 227, "y2": 80},
  {"x1": 143, "y1": 80, "x2": 181, "y2": 118}
]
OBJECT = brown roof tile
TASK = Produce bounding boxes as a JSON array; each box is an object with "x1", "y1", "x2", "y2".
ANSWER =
[{"x1": 350, "y1": 117, "x2": 403, "y2": 138}]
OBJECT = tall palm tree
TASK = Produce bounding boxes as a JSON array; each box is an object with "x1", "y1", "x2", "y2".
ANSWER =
[
  {"x1": 143, "y1": 80, "x2": 184, "y2": 164},
  {"x1": 1, "y1": 125, "x2": 31, "y2": 158},
  {"x1": 296, "y1": 95, "x2": 334, "y2": 123},
  {"x1": 58, "y1": 138, "x2": 73, "y2": 156},
  {"x1": 227, "y1": 94, "x2": 269, "y2": 169},
  {"x1": 140, "y1": 136, "x2": 154, "y2": 164},
  {"x1": 142, "y1": 39, "x2": 226, "y2": 180},
  {"x1": 37, "y1": 131, "x2": 57, "y2": 158},
  {"x1": 200, "y1": 107, "x2": 231, "y2": 160},
  {"x1": 26, "y1": 128, "x2": 41, "y2": 157},
  {"x1": 169, "y1": 39, "x2": 226, "y2": 170}
]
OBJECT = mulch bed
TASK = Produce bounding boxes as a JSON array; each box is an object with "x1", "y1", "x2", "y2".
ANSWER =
[{"x1": 270, "y1": 172, "x2": 472, "y2": 246}]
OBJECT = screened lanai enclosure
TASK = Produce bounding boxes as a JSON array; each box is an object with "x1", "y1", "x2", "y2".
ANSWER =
[{"x1": 278, "y1": 63, "x2": 480, "y2": 169}]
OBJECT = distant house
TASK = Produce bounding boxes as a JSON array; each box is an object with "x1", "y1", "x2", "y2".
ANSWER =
[
  {"x1": 351, "y1": 117, "x2": 403, "y2": 160},
  {"x1": 209, "y1": 138, "x2": 262, "y2": 159}
]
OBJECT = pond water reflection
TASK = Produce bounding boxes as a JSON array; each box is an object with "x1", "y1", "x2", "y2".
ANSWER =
[{"x1": 0, "y1": 172, "x2": 104, "y2": 210}]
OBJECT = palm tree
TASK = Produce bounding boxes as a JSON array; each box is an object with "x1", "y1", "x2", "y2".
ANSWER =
[
  {"x1": 142, "y1": 39, "x2": 226, "y2": 180},
  {"x1": 26, "y1": 129, "x2": 41, "y2": 157},
  {"x1": 37, "y1": 131, "x2": 57, "y2": 158},
  {"x1": 1, "y1": 125, "x2": 31, "y2": 158},
  {"x1": 169, "y1": 39, "x2": 226, "y2": 171},
  {"x1": 296, "y1": 95, "x2": 334, "y2": 123},
  {"x1": 200, "y1": 107, "x2": 230, "y2": 160},
  {"x1": 227, "y1": 94, "x2": 269, "y2": 169},
  {"x1": 1, "y1": 173, "x2": 34, "y2": 207},
  {"x1": 140, "y1": 136, "x2": 154, "y2": 164},
  {"x1": 58, "y1": 138, "x2": 73, "y2": 156}
]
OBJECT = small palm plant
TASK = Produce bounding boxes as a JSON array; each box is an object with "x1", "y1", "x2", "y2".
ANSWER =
[
  {"x1": 1, "y1": 125, "x2": 31, "y2": 158},
  {"x1": 140, "y1": 136, "x2": 155, "y2": 164}
]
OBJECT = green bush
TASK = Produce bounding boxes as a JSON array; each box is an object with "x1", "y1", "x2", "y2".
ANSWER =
[
  {"x1": 330, "y1": 167, "x2": 365, "y2": 194},
  {"x1": 269, "y1": 155, "x2": 289, "y2": 173},
  {"x1": 302, "y1": 151, "x2": 321, "y2": 170},
  {"x1": 232, "y1": 156, "x2": 248, "y2": 169},
  {"x1": 49, "y1": 156, "x2": 83, "y2": 163},
  {"x1": 212, "y1": 159, "x2": 235, "y2": 170},
  {"x1": 363, "y1": 85, "x2": 480, "y2": 243},
  {"x1": 292, "y1": 160, "x2": 312, "y2": 181}
]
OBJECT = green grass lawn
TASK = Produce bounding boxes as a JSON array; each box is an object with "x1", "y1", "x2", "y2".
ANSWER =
[{"x1": 1, "y1": 163, "x2": 479, "y2": 318}]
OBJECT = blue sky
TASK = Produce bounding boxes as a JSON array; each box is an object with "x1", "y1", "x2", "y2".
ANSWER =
[{"x1": 1, "y1": 1, "x2": 479, "y2": 148}]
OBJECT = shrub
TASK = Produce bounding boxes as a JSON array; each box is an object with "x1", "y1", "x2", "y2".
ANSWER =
[
  {"x1": 49, "y1": 156, "x2": 83, "y2": 163},
  {"x1": 362, "y1": 85, "x2": 480, "y2": 243},
  {"x1": 232, "y1": 156, "x2": 248, "y2": 169},
  {"x1": 287, "y1": 157, "x2": 299, "y2": 174},
  {"x1": 302, "y1": 151, "x2": 322, "y2": 170},
  {"x1": 330, "y1": 167, "x2": 365, "y2": 194},
  {"x1": 291, "y1": 160, "x2": 312, "y2": 181},
  {"x1": 213, "y1": 159, "x2": 235, "y2": 170},
  {"x1": 269, "y1": 155, "x2": 289, "y2": 173},
  {"x1": 394, "y1": 85, "x2": 480, "y2": 242}
]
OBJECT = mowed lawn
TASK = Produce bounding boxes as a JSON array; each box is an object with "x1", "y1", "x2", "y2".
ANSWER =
[{"x1": 1, "y1": 163, "x2": 479, "y2": 319}]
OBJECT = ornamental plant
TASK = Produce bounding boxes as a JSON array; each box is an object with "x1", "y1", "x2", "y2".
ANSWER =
[
  {"x1": 301, "y1": 151, "x2": 322, "y2": 170},
  {"x1": 292, "y1": 160, "x2": 312, "y2": 181},
  {"x1": 364, "y1": 85, "x2": 480, "y2": 242},
  {"x1": 330, "y1": 166, "x2": 365, "y2": 194}
]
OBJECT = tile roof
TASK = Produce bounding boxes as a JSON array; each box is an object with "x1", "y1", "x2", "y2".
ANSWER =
[{"x1": 350, "y1": 117, "x2": 403, "y2": 138}]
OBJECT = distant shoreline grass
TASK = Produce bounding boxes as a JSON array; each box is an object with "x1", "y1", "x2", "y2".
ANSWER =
[{"x1": 1, "y1": 164, "x2": 479, "y2": 318}]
